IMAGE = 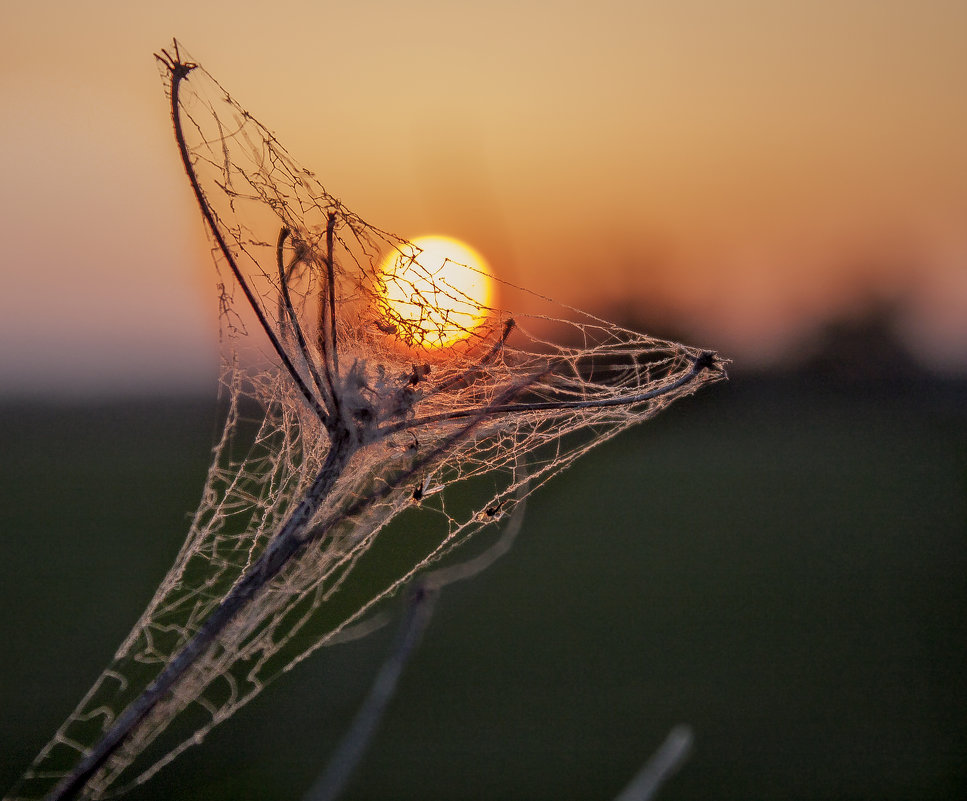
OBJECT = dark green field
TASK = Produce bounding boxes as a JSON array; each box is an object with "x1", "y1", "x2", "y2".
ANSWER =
[{"x1": 2, "y1": 375, "x2": 965, "y2": 799}]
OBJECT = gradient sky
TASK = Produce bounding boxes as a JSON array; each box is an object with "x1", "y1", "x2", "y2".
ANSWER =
[{"x1": 2, "y1": 0, "x2": 966, "y2": 396}]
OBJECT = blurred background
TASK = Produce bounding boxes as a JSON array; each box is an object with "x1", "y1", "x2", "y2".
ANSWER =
[{"x1": 1, "y1": 1, "x2": 965, "y2": 799}]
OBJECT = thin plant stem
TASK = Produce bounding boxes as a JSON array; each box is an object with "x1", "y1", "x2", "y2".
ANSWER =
[
  {"x1": 612, "y1": 725, "x2": 694, "y2": 801},
  {"x1": 276, "y1": 226, "x2": 331, "y2": 419},
  {"x1": 426, "y1": 318, "x2": 516, "y2": 398},
  {"x1": 379, "y1": 351, "x2": 717, "y2": 438},
  {"x1": 301, "y1": 584, "x2": 438, "y2": 801},
  {"x1": 157, "y1": 47, "x2": 329, "y2": 425},
  {"x1": 303, "y1": 463, "x2": 530, "y2": 801},
  {"x1": 313, "y1": 213, "x2": 342, "y2": 418},
  {"x1": 325, "y1": 212, "x2": 339, "y2": 378}
]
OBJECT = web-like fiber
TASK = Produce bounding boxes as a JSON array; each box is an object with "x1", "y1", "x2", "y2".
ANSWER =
[{"x1": 8, "y1": 43, "x2": 724, "y2": 801}]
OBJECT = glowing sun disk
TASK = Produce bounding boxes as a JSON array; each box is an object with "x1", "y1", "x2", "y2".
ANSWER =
[{"x1": 378, "y1": 235, "x2": 494, "y2": 348}]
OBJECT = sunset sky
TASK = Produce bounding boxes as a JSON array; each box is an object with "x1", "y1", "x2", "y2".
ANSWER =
[{"x1": 2, "y1": 0, "x2": 965, "y2": 396}]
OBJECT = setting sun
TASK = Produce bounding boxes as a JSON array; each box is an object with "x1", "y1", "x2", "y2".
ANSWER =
[{"x1": 376, "y1": 235, "x2": 494, "y2": 349}]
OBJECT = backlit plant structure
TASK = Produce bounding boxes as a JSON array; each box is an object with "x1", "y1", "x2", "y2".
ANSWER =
[{"x1": 7, "y1": 41, "x2": 725, "y2": 801}]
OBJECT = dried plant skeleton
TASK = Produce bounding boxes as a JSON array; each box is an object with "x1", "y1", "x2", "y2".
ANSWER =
[{"x1": 7, "y1": 41, "x2": 725, "y2": 801}]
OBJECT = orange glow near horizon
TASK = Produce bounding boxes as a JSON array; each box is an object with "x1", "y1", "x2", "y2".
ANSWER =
[
  {"x1": 377, "y1": 235, "x2": 495, "y2": 349},
  {"x1": 2, "y1": 1, "x2": 967, "y2": 391}
]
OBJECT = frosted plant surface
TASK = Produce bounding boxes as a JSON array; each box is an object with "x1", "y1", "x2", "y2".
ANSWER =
[{"x1": 8, "y1": 42, "x2": 725, "y2": 801}]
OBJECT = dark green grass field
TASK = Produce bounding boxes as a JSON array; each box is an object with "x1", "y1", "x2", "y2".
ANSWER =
[{"x1": 1, "y1": 375, "x2": 965, "y2": 800}]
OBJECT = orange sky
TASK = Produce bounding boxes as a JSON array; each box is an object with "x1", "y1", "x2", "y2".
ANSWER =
[{"x1": 2, "y1": 1, "x2": 966, "y2": 395}]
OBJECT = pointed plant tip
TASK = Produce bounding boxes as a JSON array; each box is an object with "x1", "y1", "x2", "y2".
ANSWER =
[
  {"x1": 155, "y1": 39, "x2": 197, "y2": 78},
  {"x1": 694, "y1": 350, "x2": 726, "y2": 375}
]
